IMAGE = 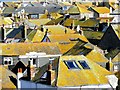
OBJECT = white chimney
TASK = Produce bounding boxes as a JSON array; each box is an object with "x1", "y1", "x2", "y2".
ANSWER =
[
  {"x1": 17, "y1": 68, "x2": 23, "y2": 89},
  {"x1": 110, "y1": 7, "x2": 112, "y2": 13},
  {"x1": 77, "y1": 25, "x2": 80, "y2": 32}
]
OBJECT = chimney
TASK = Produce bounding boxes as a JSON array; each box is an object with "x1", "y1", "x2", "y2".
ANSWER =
[
  {"x1": 1, "y1": 24, "x2": 5, "y2": 42},
  {"x1": 72, "y1": 20, "x2": 75, "y2": 30},
  {"x1": 41, "y1": 25, "x2": 44, "y2": 32},
  {"x1": 17, "y1": 68, "x2": 23, "y2": 89},
  {"x1": 27, "y1": 61, "x2": 35, "y2": 80},
  {"x1": 46, "y1": 64, "x2": 52, "y2": 85},
  {"x1": 109, "y1": 57, "x2": 113, "y2": 71},
  {"x1": 110, "y1": 7, "x2": 113, "y2": 13}
]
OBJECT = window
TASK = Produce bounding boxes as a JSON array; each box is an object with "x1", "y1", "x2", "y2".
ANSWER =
[
  {"x1": 9, "y1": 61, "x2": 11, "y2": 64},
  {"x1": 4, "y1": 61, "x2": 7, "y2": 64},
  {"x1": 30, "y1": 14, "x2": 39, "y2": 19},
  {"x1": 78, "y1": 61, "x2": 90, "y2": 69},
  {"x1": 64, "y1": 61, "x2": 80, "y2": 69}
]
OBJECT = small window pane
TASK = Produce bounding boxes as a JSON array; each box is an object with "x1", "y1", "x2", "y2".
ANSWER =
[
  {"x1": 9, "y1": 61, "x2": 11, "y2": 64},
  {"x1": 79, "y1": 61, "x2": 90, "y2": 69},
  {"x1": 33, "y1": 58, "x2": 36, "y2": 65},
  {"x1": 4, "y1": 61, "x2": 7, "y2": 64},
  {"x1": 65, "y1": 61, "x2": 79, "y2": 69}
]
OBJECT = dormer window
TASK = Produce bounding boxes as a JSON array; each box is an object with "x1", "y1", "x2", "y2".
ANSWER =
[
  {"x1": 64, "y1": 61, "x2": 80, "y2": 69},
  {"x1": 78, "y1": 61, "x2": 90, "y2": 69}
]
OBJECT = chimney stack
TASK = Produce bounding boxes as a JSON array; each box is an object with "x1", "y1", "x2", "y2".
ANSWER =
[
  {"x1": 17, "y1": 68, "x2": 23, "y2": 89},
  {"x1": 27, "y1": 61, "x2": 35, "y2": 80},
  {"x1": 46, "y1": 64, "x2": 52, "y2": 85},
  {"x1": 1, "y1": 24, "x2": 5, "y2": 42}
]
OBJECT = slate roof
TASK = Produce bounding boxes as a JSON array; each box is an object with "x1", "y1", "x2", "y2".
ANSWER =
[
  {"x1": 57, "y1": 55, "x2": 112, "y2": 87},
  {"x1": 2, "y1": 7, "x2": 15, "y2": 14},
  {"x1": 63, "y1": 41, "x2": 92, "y2": 56},
  {"x1": 6, "y1": 25, "x2": 24, "y2": 38}
]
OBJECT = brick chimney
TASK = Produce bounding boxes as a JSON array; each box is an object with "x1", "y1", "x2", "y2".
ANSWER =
[{"x1": 17, "y1": 68, "x2": 23, "y2": 88}]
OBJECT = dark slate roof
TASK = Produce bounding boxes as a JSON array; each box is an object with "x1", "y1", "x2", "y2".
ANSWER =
[
  {"x1": 15, "y1": 6, "x2": 45, "y2": 14},
  {"x1": 105, "y1": 47, "x2": 120, "y2": 59},
  {"x1": 24, "y1": 6, "x2": 45, "y2": 14},
  {"x1": 46, "y1": 4, "x2": 62, "y2": 13},
  {"x1": 2, "y1": 7, "x2": 15, "y2": 14},
  {"x1": 63, "y1": 40, "x2": 92, "y2": 56},
  {"x1": 6, "y1": 25, "x2": 24, "y2": 38}
]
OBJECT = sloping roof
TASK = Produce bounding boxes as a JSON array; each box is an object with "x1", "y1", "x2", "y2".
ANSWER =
[
  {"x1": 63, "y1": 41, "x2": 92, "y2": 56},
  {"x1": 2, "y1": 7, "x2": 15, "y2": 14},
  {"x1": 43, "y1": 25, "x2": 75, "y2": 35},
  {"x1": 0, "y1": 65, "x2": 16, "y2": 88},
  {"x1": 1, "y1": 42, "x2": 61, "y2": 55},
  {"x1": 46, "y1": 17, "x2": 64, "y2": 25},
  {"x1": 86, "y1": 49, "x2": 109, "y2": 63},
  {"x1": 48, "y1": 34, "x2": 88, "y2": 43},
  {"x1": 25, "y1": 29, "x2": 45, "y2": 43},
  {"x1": 58, "y1": 42, "x2": 77, "y2": 54},
  {"x1": 28, "y1": 19, "x2": 51, "y2": 26},
  {"x1": 92, "y1": 7, "x2": 110, "y2": 14},
  {"x1": 6, "y1": 25, "x2": 24, "y2": 38},
  {"x1": 57, "y1": 55, "x2": 112, "y2": 87},
  {"x1": 83, "y1": 30, "x2": 104, "y2": 40},
  {"x1": 67, "y1": 6, "x2": 80, "y2": 14},
  {"x1": 105, "y1": 47, "x2": 120, "y2": 62},
  {"x1": 111, "y1": 24, "x2": 120, "y2": 39},
  {"x1": 0, "y1": 17, "x2": 13, "y2": 26},
  {"x1": 112, "y1": 53, "x2": 120, "y2": 63},
  {"x1": 76, "y1": 3, "x2": 91, "y2": 13}
]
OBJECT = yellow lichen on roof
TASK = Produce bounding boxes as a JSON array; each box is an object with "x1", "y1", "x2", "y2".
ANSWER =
[
  {"x1": 112, "y1": 24, "x2": 120, "y2": 39},
  {"x1": 86, "y1": 50, "x2": 109, "y2": 63},
  {"x1": 28, "y1": 19, "x2": 51, "y2": 26},
  {"x1": 50, "y1": 13, "x2": 63, "y2": 19},
  {"x1": 48, "y1": 34, "x2": 88, "y2": 42},
  {"x1": 57, "y1": 55, "x2": 112, "y2": 87},
  {"x1": 0, "y1": 65, "x2": 16, "y2": 88},
  {"x1": 57, "y1": 42, "x2": 77, "y2": 54},
  {"x1": 2, "y1": 42, "x2": 61, "y2": 55},
  {"x1": 44, "y1": 25, "x2": 75, "y2": 35},
  {"x1": 76, "y1": 3, "x2": 91, "y2": 13},
  {"x1": 0, "y1": 17, "x2": 13, "y2": 26},
  {"x1": 25, "y1": 29, "x2": 45, "y2": 43},
  {"x1": 92, "y1": 7, "x2": 110, "y2": 14}
]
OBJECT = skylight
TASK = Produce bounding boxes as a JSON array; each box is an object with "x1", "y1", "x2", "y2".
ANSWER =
[
  {"x1": 64, "y1": 61, "x2": 80, "y2": 69},
  {"x1": 78, "y1": 61, "x2": 90, "y2": 69}
]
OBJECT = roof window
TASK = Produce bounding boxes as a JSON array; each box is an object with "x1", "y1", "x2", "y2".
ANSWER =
[
  {"x1": 78, "y1": 61, "x2": 90, "y2": 69},
  {"x1": 64, "y1": 61, "x2": 80, "y2": 69}
]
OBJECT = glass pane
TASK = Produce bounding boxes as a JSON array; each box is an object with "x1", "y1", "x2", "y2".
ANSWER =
[
  {"x1": 79, "y1": 61, "x2": 90, "y2": 69},
  {"x1": 65, "y1": 61, "x2": 79, "y2": 69}
]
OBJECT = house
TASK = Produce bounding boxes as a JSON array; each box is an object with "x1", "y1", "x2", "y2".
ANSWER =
[
  {"x1": 89, "y1": 6, "x2": 110, "y2": 18},
  {"x1": 18, "y1": 55, "x2": 118, "y2": 88},
  {"x1": 98, "y1": 24, "x2": 120, "y2": 51},
  {"x1": 76, "y1": 3, "x2": 94, "y2": 19},
  {"x1": 1, "y1": 42, "x2": 61, "y2": 66}
]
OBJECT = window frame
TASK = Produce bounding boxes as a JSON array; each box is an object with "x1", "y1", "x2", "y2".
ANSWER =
[{"x1": 64, "y1": 60, "x2": 80, "y2": 70}]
